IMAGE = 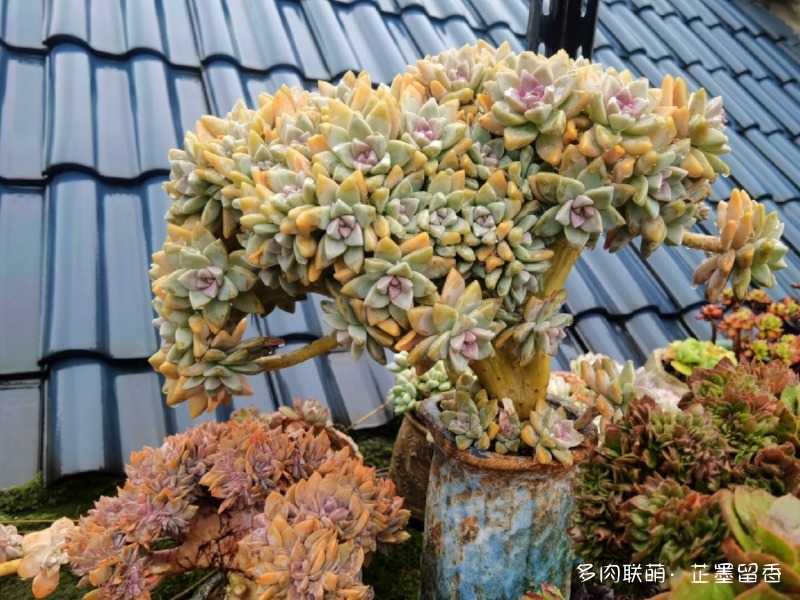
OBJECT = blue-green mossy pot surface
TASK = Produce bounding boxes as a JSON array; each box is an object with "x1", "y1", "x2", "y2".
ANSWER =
[{"x1": 418, "y1": 396, "x2": 585, "y2": 600}]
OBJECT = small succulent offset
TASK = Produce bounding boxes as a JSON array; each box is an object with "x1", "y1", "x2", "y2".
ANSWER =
[
  {"x1": 8, "y1": 401, "x2": 410, "y2": 600},
  {"x1": 0, "y1": 524, "x2": 23, "y2": 563},
  {"x1": 663, "y1": 337, "x2": 736, "y2": 378},
  {"x1": 495, "y1": 289, "x2": 572, "y2": 365},
  {"x1": 386, "y1": 351, "x2": 468, "y2": 414},
  {"x1": 576, "y1": 356, "x2": 637, "y2": 431},
  {"x1": 440, "y1": 377, "x2": 499, "y2": 450},
  {"x1": 520, "y1": 399, "x2": 584, "y2": 465},
  {"x1": 16, "y1": 518, "x2": 75, "y2": 598},
  {"x1": 692, "y1": 189, "x2": 788, "y2": 300},
  {"x1": 151, "y1": 42, "x2": 787, "y2": 454}
]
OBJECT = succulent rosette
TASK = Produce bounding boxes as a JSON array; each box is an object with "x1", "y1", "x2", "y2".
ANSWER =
[
  {"x1": 9, "y1": 403, "x2": 408, "y2": 600},
  {"x1": 148, "y1": 41, "x2": 787, "y2": 449},
  {"x1": 17, "y1": 518, "x2": 76, "y2": 598},
  {"x1": 397, "y1": 269, "x2": 503, "y2": 374},
  {"x1": 496, "y1": 289, "x2": 572, "y2": 365},
  {"x1": 692, "y1": 189, "x2": 788, "y2": 300},
  {"x1": 439, "y1": 376, "x2": 499, "y2": 450},
  {"x1": 530, "y1": 159, "x2": 623, "y2": 249},
  {"x1": 341, "y1": 235, "x2": 452, "y2": 330},
  {"x1": 520, "y1": 399, "x2": 584, "y2": 465},
  {"x1": 0, "y1": 524, "x2": 23, "y2": 563}
]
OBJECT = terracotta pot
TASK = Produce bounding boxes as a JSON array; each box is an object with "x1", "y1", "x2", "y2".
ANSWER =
[
  {"x1": 418, "y1": 397, "x2": 585, "y2": 600},
  {"x1": 388, "y1": 411, "x2": 434, "y2": 521},
  {"x1": 644, "y1": 348, "x2": 690, "y2": 397}
]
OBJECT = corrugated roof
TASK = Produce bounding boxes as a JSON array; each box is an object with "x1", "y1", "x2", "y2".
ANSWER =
[{"x1": 0, "y1": 0, "x2": 799, "y2": 488}]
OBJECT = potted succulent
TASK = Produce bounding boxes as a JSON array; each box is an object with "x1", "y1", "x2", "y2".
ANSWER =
[
  {"x1": 146, "y1": 41, "x2": 788, "y2": 598},
  {"x1": 386, "y1": 352, "x2": 592, "y2": 522},
  {"x1": 1, "y1": 401, "x2": 411, "y2": 599},
  {"x1": 697, "y1": 289, "x2": 800, "y2": 371},
  {"x1": 571, "y1": 358, "x2": 800, "y2": 596},
  {"x1": 645, "y1": 337, "x2": 736, "y2": 397}
]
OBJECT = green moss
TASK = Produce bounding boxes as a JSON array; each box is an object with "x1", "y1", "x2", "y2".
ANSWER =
[
  {"x1": 363, "y1": 523, "x2": 423, "y2": 599},
  {"x1": 348, "y1": 416, "x2": 402, "y2": 471},
  {"x1": 0, "y1": 473, "x2": 122, "y2": 523}
]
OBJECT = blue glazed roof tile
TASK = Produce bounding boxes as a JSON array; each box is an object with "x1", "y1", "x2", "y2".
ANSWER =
[
  {"x1": 731, "y1": 0, "x2": 797, "y2": 40},
  {"x1": 735, "y1": 33, "x2": 800, "y2": 84},
  {"x1": 707, "y1": 1, "x2": 761, "y2": 37},
  {"x1": 745, "y1": 130, "x2": 800, "y2": 187},
  {"x1": 670, "y1": 0, "x2": 718, "y2": 27},
  {"x1": 0, "y1": 187, "x2": 45, "y2": 375},
  {"x1": 1, "y1": 0, "x2": 800, "y2": 488},
  {"x1": 605, "y1": 4, "x2": 669, "y2": 60},
  {"x1": 465, "y1": 0, "x2": 528, "y2": 37},
  {"x1": 0, "y1": 51, "x2": 46, "y2": 181},
  {"x1": 0, "y1": 382, "x2": 41, "y2": 487},
  {"x1": 396, "y1": 0, "x2": 482, "y2": 29}
]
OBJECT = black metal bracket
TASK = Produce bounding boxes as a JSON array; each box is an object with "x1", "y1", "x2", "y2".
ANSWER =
[{"x1": 526, "y1": 0, "x2": 600, "y2": 58}]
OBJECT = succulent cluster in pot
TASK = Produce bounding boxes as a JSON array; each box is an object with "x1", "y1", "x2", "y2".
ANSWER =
[
  {"x1": 663, "y1": 337, "x2": 737, "y2": 378},
  {"x1": 698, "y1": 288, "x2": 800, "y2": 371},
  {"x1": 570, "y1": 357, "x2": 800, "y2": 593},
  {"x1": 150, "y1": 41, "x2": 787, "y2": 457},
  {"x1": 8, "y1": 400, "x2": 409, "y2": 600},
  {"x1": 386, "y1": 350, "x2": 469, "y2": 415}
]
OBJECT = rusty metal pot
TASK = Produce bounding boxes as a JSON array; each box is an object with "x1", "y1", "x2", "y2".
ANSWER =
[
  {"x1": 388, "y1": 410, "x2": 434, "y2": 521},
  {"x1": 418, "y1": 396, "x2": 585, "y2": 600}
]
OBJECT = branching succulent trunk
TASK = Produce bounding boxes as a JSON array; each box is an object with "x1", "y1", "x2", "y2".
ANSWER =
[
  {"x1": 256, "y1": 335, "x2": 341, "y2": 371},
  {"x1": 681, "y1": 231, "x2": 725, "y2": 253},
  {"x1": 0, "y1": 559, "x2": 21, "y2": 578},
  {"x1": 473, "y1": 244, "x2": 582, "y2": 417},
  {"x1": 151, "y1": 506, "x2": 257, "y2": 577}
]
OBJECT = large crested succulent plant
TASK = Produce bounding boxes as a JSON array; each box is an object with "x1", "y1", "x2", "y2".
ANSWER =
[
  {"x1": 149, "y1": 41, "x2": 787, "y2": 451},
  {"x1": 9, "y1": 402, "x2": 409, "y2": 600}
]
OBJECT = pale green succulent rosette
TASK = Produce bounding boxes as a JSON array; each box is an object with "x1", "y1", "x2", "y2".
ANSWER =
[
  {"x1": 520, "y1": 399, "x2": 585, "y2": 465},
  {"x1": 386, "y1": 351, "x2": 472, "y2": 414},
  {"x1": 313, "y1": 99, "x2": 418, "y2": 191},
  {"x1": 439, "y1": 378, "x2": 499, "y2": 451},
  {"x1": 480, "y1": 51, "x2": 589, "y2": 163},
  {"x1": 341, "y1": 236, "x2": 451, "y2": 330},
  {"x1": 530, "y1": 160, "x2": 623, "y2": 250},
  {"x1": 154, "y1": 223, "x2": 262, "y2": 332},
  {"x1": 320, "y1": 292, "x2": 396, "y2": 364},
  {"x1": 399, "y1": 270, "x2": 504, "y2": 375},
  {"x1": 495, "y1": 289, "x2": 573, "y2": 365}
]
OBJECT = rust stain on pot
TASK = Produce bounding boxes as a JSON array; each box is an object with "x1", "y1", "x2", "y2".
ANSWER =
[
  {"x1": 460, "y1": 516, "x2": 479, "y2": 543},
  {"x1": 419, "y1": 397, "x2": 582, "y2": 600}
]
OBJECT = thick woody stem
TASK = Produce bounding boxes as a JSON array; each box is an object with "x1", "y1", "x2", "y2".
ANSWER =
[
  {"x1": 256, "y1": 335, "x2": 340, "y2": 371},
  {"x1": 0, "y1": 559, "x2": 20, "y2": 578},
  {"x1": 681, "y1": 231, "x2": 724, "y2": 253},
  {"x1": 472, "y1": 243, "x2": 582, "y2": 417},
  {"x1": 150, "y1": 508, "x2": 256, "y2": 577}
]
